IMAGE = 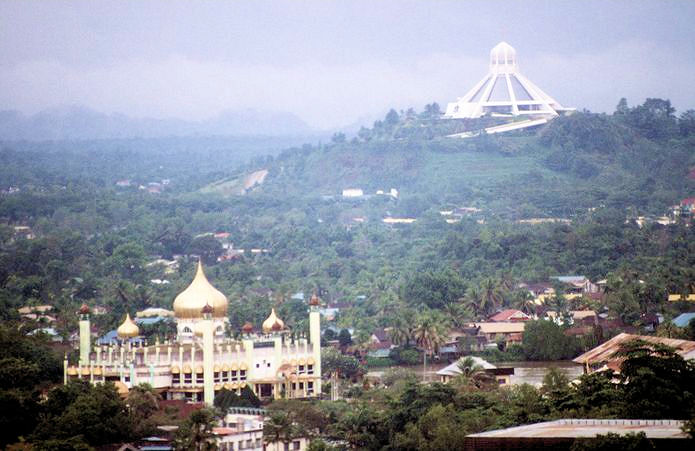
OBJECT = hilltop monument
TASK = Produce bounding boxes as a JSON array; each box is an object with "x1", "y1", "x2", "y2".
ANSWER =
[{"x1": 444, "y1": 42, "x2": 574, "y2": 134}]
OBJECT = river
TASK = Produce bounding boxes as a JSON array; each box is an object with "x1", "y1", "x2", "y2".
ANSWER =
[{"x1": 368, "y1": 360, "x2": 584, "y2": 386}]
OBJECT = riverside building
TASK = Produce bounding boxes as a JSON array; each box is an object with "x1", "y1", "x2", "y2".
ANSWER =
[{"x1": 65, "y1": 262, "x2": 322, "y2": 405}]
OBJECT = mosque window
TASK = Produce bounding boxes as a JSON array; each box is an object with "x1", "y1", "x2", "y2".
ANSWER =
[
  {"x1": 240, "y1": 370, "x2": 247, "y2": 380},
  {"x1": 214, "y1": 372, "x2": 220, "y2": 383},
  {"x1": 173, "y1": 373, "x2": 180, "y2": 384},
  {"x1": 298, "y1": 365, "x2": 305, "y2": 373},
  {"x1": 184, "y1": 373, "x2": 192, "y2": 384},
  {"x1": 231, "y1": 370, "x2": 238, "y2": 380},
  {"x1": 196, "y1": 373, "x2": 204, "y2": 384},
  {"x1": 307, "y1": 365, "x2": 314, "y2": 375},
  {"x1": 222, "y1": 371, "x2": 229, "y2": 382}
]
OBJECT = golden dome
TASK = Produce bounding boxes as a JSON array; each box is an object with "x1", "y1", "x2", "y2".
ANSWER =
[
  {"x1": 173, "y1": 261, "x2": 228, "y2": 319},
  {"x1": 262, "y1": 308, "x2": 285, "y2": 333},
  {"x1": 117, "y1": 313, "x2": 140, "y2": 339}
]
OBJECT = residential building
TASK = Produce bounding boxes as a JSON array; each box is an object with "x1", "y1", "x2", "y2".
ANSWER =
[
  {"x1": 436, "y1": 356, "x2": 514, "y2": 386},
  {"x1": 573, "y1": 333, "x2": 695, "y2": 374}
]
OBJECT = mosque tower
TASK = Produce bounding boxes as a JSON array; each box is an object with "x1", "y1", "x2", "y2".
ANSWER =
[{"x1": 444, "y1": 42, "x2": 573, "y2": 133}]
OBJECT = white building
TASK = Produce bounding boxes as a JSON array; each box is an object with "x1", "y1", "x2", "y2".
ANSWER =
[
  {"x1": 444, "y1": 42, "x2": 574, "y2": 134},
  {"x1": 342, "y1": 188, "x2": 364, "y2": 198},
  {"x1": 66, "y1": 262, "x2": 322, "y2": 405}
]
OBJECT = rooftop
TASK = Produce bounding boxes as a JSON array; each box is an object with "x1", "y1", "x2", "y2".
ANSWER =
[
  {"x1": 467, "y1": 419, "x2": 687, "y2": 439},
  {"x1": 573, "y1": 333, "x2": 695, "y2": 367}
]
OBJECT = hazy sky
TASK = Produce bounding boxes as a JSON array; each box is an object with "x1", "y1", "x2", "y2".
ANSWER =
[{"x1": 2, "y1": 0, "x2": 695, "y2": 129}]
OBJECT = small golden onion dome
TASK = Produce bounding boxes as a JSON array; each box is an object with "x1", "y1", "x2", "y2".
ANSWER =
[
  {"x1": 79, "y1": 303, "x2": 90, "y2": 315},
  {"x1": 114, "y1": 380, "x2": 129, "y2": 397},
  {"x1": 309, "y1": 293, "x2": 321, "y2": 306},
  {"x1": 173, "y1": 261, "x2": 228, "y2": 319},
  {"x1": 262, "y1": 308, "x2": 285, "y2": 333},
  {"x1": 117, "y1": 313, "x2": 140, "y2": 339}
]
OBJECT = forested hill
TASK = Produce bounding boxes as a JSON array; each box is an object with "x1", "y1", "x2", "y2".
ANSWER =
[{"x1": 242, "y1": 98, "x2": 695, "y2": 218}]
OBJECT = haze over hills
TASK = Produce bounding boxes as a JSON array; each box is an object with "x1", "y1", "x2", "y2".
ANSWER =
[{"x1": 0, "y1": 105, "x2": 317, "y2": 141}]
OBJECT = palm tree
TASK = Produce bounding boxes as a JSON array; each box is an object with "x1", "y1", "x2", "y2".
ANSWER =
[
  {"x1": 413, "y1": 312, "x2": 448, "y2": 382},
  {"x1": 389, "y1": 312, "x2": 415, "y2": 347},
  {"x1": 480, "y1": 278, "x2": 503, "y2": 317},
  {"x1": 173, "y1": 408, "x2": 217, "y2": 451},
  {"x1": 264, "y1": 411, "x2": 296, "y2": 451},
  {"x1": 465, "y1": 287, "x2": 483, "y2": 319},
  {"x1": 452, "y1": 357, "x2": 494, "y2": 391}
]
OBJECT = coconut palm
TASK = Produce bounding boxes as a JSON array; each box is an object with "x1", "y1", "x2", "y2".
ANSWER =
[
  {"x1": 452, "y1": 357, "x2": 495, "y2": 391},
  {"x1": 264, "y1": 411, "x2": 297, "y2": 451},
  {"x1": 465, "y1": 287, "x2": 484, "y2": 319},
  {"x1": 480, "y1": 278, "x2": 503, "y2": 317},
  {"x1": 413, "y1": 312, "x2": 449, "y2": 382}
]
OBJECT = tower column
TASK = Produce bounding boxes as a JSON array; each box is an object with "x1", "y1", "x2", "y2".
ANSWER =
[
  {"x1": 201, "y1": 305, "x2": 215, "y2": 406},
  {"x1": 78, "y1": 305, "x2": 91, "y2": 365}
]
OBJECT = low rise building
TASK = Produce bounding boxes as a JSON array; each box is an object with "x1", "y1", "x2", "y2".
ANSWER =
[{"x1": 464, "y1": 419, "x2": 690, "y2": 450}]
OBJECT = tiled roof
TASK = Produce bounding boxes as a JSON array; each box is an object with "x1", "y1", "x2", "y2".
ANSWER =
[{"x1": 489, "y1": 309, "x2": 529, "y2": 322}]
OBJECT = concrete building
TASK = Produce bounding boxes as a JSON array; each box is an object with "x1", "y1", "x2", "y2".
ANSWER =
[{"x1": 66, "y1": 262, "x2": 322, "y2": 406}]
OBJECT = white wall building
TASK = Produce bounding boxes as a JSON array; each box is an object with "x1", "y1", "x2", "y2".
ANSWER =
[
  {"x1": 444, "y1": 42, "x2": 574, "y2": 133},
  {"x1": 67, "y1": 262, "x2": 322, "y2": 406}
]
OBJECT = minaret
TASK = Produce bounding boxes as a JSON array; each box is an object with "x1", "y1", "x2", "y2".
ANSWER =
[
  {"x1": 308, "y1": 293, "x2": 322, "y2": 394},
  {"x1": 78, "y1": 304, "x2": 91, "y2": 365},
  {"x1": 201, "y1": 303, "x2": 215, "y2": 406}
]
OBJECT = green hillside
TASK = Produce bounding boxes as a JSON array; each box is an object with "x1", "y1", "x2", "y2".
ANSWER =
[{"x1": 243, "y1": 100, "x2": 694, "y2": 219}]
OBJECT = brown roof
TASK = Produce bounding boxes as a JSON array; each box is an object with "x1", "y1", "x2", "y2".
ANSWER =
[
  {"x1": 573, "y1": 333, "x2": 695, "y2": 366},
  {"x1": 489, "y1": 309, "x2": 530, "y2": 322},
  {"x1": 475, "y1": 322, "x2": 526, "y2": 334}
]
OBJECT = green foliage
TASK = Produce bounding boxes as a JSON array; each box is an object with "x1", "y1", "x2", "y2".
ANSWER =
[
  {"x1": 33, "y1": 381, "x2": 136, "y2": 446},
  {"x1": 570, "y1": 432, "x2": 655, "y2": 451},
  {"x1": 614, "y1": 339, "x2": 695, "y2": 419},
  {"x1": 522, "y1": 320, "x2": 580, "y2": 360},
  {"x1": 173, "y1": 408, "x2": 218, "y2": 451},
  {"x1": 322, "y1": 347, "x2": 365, "y2": 380}
]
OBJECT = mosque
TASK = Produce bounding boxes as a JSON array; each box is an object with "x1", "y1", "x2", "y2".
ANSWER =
[
  {"x1": 65, "y1": 262, "x2": 322, "y2": 405},
  {"x1": 444, "y1": 42, "x2": 574, "y2": 135}
]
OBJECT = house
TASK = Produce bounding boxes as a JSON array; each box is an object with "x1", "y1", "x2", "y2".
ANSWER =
[
  {"x1": 473, "y1": 322, "x2": 526, "y2": 347},
  {"x1": 668, "y1": 293, "x2": 695, "y2": 302},
  {"x1": 440, "y1": 327, "x2": 487, "y2": 357},
  {"x1": 28, "y1": 327, "x2": 62, "y2": 342},
  {"x1": 545, "y1": 310, "x2": 597, "y2": 326},
  {"x1": 342, "y1": 188, "x2": 363, "y2": 198},
  {"x1": 213, "y1": 409, "x2": 265, "y2": 451},
  {"x1": 489, "y1": 309, "x2": 531, "y2": 322},
  {"x1": 436, "y1": 356, "x2": 514, "y2": 386},
  {"x1": 573, "y1": 333, "x2": 695, "y2": 374}
]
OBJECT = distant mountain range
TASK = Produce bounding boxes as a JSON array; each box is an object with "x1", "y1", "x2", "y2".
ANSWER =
[{"x1": 0, "y1": 106, "x2": 316, "y2": 141}]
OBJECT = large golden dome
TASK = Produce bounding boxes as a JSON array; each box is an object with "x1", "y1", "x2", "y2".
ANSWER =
[
  {"x1": 262, "y1": 308, "x2": 285, "y2": 333},
  {"x1": 173, "y1": 261, "x2": 228, "y2": 319},
  {"x1": 117, "y1": 313, "x2": 140, "y2": 339}
]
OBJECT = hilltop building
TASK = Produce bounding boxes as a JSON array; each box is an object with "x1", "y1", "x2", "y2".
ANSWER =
[
  {"x1": 444, "y1": 42, "x2": 574, "y2": 135},
  {"x1": 65, "y1": 262, "x2": 322, "y2": 405}
]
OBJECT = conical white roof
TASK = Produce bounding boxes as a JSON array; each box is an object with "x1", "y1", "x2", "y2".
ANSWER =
[{"x1": 444, "y1": 42, "x2": 573, "y2": 121}]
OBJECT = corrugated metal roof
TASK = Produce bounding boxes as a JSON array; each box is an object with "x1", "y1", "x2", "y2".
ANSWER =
[
  {"x1": 573, "y1": 333, "x2": 695, "y2": 366},
  {"x1": 475, "y1": 322, "x2": 526, "y2": 334}
]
